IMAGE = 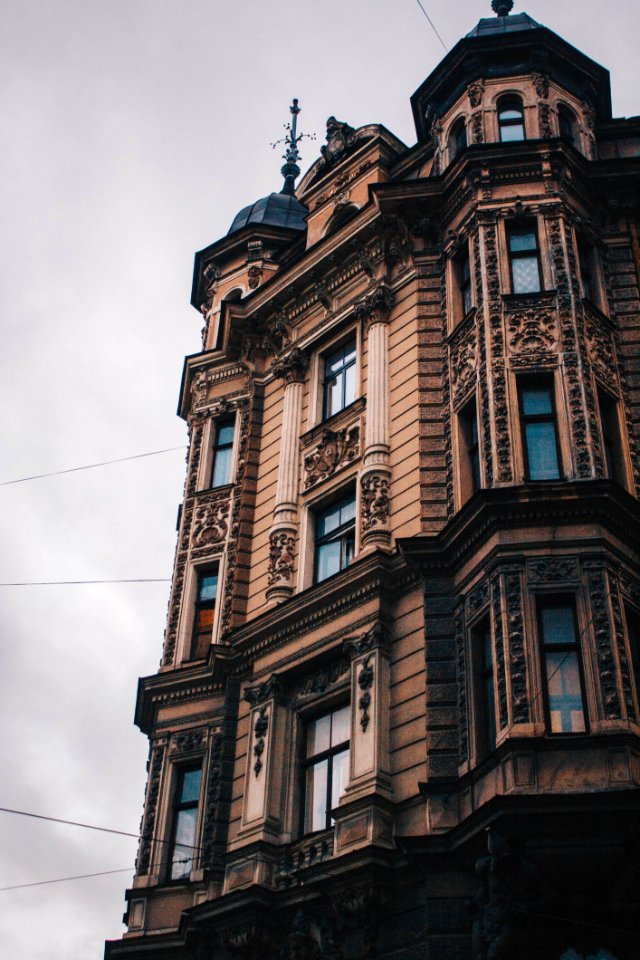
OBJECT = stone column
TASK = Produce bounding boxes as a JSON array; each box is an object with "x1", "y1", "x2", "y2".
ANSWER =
[
  {"x1": 267, "y1": 348, "x2": 309, "y2": 603},
  {"x1": 357, "y1": 285, "x2": 394, "y2": 551}
]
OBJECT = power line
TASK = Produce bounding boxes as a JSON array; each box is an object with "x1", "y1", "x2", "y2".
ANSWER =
[
  {"x1": 0, "y1": 858, "x2": 193, "y2": 893},
  {"x1": 413, "y1": 0, "x2": 448, "y2": 51},
  {"x1": 0, "y1": 445, "x2": 186, "y2": 487},
  {"x1": 0, "y1": 579, "x2": 171, "y2": 586}
]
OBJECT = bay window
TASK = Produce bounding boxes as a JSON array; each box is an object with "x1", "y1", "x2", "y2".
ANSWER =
[{"x1": 537, "y1": 599, "x2": 587, "y2": 734}]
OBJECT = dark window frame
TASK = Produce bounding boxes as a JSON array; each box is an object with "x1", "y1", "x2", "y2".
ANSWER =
[
  {"x1": 167, "y1": 764, "x2": 202, "y2": 881},
  {"x1": 459, "y1": 396, "x2": 481, "y2": 500},
  {"x1": 453, "y1": 242, "x2": 473, "y2": 320},
  {"x1": 536, "y1": 597, "x2": 588, "y2": 736},
  {"x1": 301, "y1": 704, "x2": 350, "y2": 835},
  {"x1": 507, "y1": 221, "x2": 543, "y2": 295},
  {"x1": 597, "y1": 387, "x2": 625, "y2": 484},
  {"x1": 558, "y1": 104, "x2": 577, "y2": 146},
  {"x1": 449, "y1": 117, "x2": 468, "y2": 161},
  {"x1": 313, "y1": 490, "x2": 356, "y2": 584},
  {"x1": 209, "y1": 415, "x2": 235, "y2": 488},
  {"x1": 321, "y1": 337, "x2": 357, "y2": 421},
  {"x1": 472, "y1": 615, "x2": 497, "y2": 759},
  {"x1": 497, "y1": 95, "x2": 526, "y2": 142},
  {"x1": 517, "y1": 375, "x2": 562, "y2": 481},
  {"x1": 189, "y1": 566, "x2": 219, "y2": 660}
]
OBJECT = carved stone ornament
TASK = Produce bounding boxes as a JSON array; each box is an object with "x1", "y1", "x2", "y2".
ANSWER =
[
  {"x1": 271, "y1": 347, "x2": 310, "y2": 385},
  {"x1": 585, "y1": 564, "x2": 622, "y2": 719},
  {"x1": 304, "y1": 425, "x2": 360, "y2": 490},
  {"x1": 466, "y1": 578, "x2": 490, "y2": 617},
  {"x1": 170, "y1": 728, "x2": 207, "y2": 755},
  {"x1": 136, "y1": 740, "x2": 167, "y2": 875},
  {"x1": 252, "y1": 706, "x2": 269, "y2": 777},
  {"x1": 503, "y1": 568, "x2": 530, "y2": 724},
  {"x1": 527, "y1": 557, "x2": 579, "y2": 582},
  {"x1": 360, "y1": 471, "x2": 390, "y2": 532},
  {"x1": 455, "y1": 604, "x2": 468, "y2": 764},
  {"x1": 533, "y1": 73, "x2": 550, "y2": 100},
  {"x1": 451, "y1": 323, "x2": 477, "y2": 401},
  {"x1": 220, "y1": 402, "x2": 250, "y2": 636},
  {"x1": 294, "y1": 658, "x2": 350, "y2": 701},
  {"x1": 586, "y1": 319, "x2": 615, "y2": 384},
  {"x1": 468, "y1": 80, "x2": 484, "y2": 108},
  {"x1": 268, "y1": 530, "x2": 296, "y2": 586},
  {"x1": 344, "y1": 622, "x2": 388, "y2": 659},
  {"x1": 508, "y1": 309, "x2": 557, "y2": 354},
  {"x1": 247, "y1": 265, "x2": 262, "y2": 290},
  {"x1": 191, "y1": 493, "x2": 230, "y2": 552},
  {"x1": 383, "y1": 219, "x2": 413, "y2": 271},
  {"x1": 491, "y1": 574, "x2": 509, "y2": 731},
  {"x1": 354, "y1": 283, "x2": 394, "y2": 328},
  {"x1": 357, "y1": 656, "x2": 374, "y2": 732},
  {"x1": 538, "y1": 102, "x2": 553, "y2": 139},
  {"x1": 471, "y1": 111, "x2": 484, "y2": 144},
  {"x1": 320, "y1": 116, "x2": 356, "y2": 168},
  {"x1": 483, "y1": 222, "x2": 513, "y2": 482},
  {"x1": 244, "y1": 674, "x2": 284, "y2": 707},
  {"x1": 199, "y1": 732, "x2": 223, "y2": 869}
]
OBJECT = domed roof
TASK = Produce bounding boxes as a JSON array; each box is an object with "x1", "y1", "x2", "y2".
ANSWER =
[{"x1": 227, "y1": 191, "x2": 308, "y2": 236}]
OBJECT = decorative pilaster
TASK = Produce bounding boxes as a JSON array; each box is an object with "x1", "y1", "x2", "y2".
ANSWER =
[
  {"x1": 239, "y1": 676, "x2": 289, "y2": 837},
  {"x1": 355, "y1": 285, "x2": 394, "y2": 551},
  {"x1": 267, "y1": 349, "x2": 309, "y2": 603}
]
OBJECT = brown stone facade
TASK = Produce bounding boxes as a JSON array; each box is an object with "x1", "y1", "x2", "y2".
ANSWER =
[{"x1": 107, "y1": 9, "x2": 640, "y2": 960}]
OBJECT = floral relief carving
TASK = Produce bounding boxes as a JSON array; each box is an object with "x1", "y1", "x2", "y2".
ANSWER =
[
  {"x1": 508, "y1": 310, "x2": 556, "y2": 354},
  {"x1": 294, "y1": 658, "x2": 350, "y2": 701},
  {"x1": 455, "y1": 604, "x2": 469, "y2": 765},
  {"x1": 473, "y1": 232, "x2": 493, "y2": 487},
  {"x1": 344, "y1": 621, "x2": 388, "y2": 659},
  {"x1": 271, "y1": 348, "x2": 309, "y2": 385},
  {"x1": 527, "y1": 557, "x2": 579, "y2": 582},
  {"x1": 483, "y1": 223, "x2": 513, "y2": 482},
  {"x1": 585, "y1": 319, "x2": 615, "y2": 385},
  {"x1": 585, "y1": 564, "x2": 622, "y2": 720},
  {"x1": 136, "y1": 739, "x2": 166, "y2": 875},
  {"x1": 303, "y1": 425, "x2": 360, "y2": 490},
  {"x1": 468, "y1": 80, "x2": 484, "y2": 108},
  {"x1": 450, "y1": 323, "x2": 478, "y2": 402},
  {"x1": 491, "y1": 574, "x2": 509, "y2": 731},
  {"x1": 360, "y1": 472, "x2": 390, "y2": 532},
  {"x1": 466, "y1": 578, "x2": 490, "y2": 617},
  {"x1": 357, "y1": 656, "x2": 374, "y2": 732},
  {"x1": 533, "y1": 73, "x2": 550, "y2": 99},
  {"x1": 252, "y1": 706, "x2": 269, "y2": 777},
  {"x1": 200, "y1": 732, "x2": 224, "y2": 868},
  {"x1": 170, "y1": 728, "x2": 207, "y2": 756},
  {"x1": 191, "y1": 493, "x2": 230, "y2": 554},
  {"x1": 538, "y1": 103, "x2": 553, "y2": 139},
  {"x1": 608, "y1": 572, "x2": 636, "y2": 720},
  {"x1": 355, "y1": 283, "x2": 394, "y2": 328},
  {"x1": 267, "y1": 530, "x2": 296, "y2": 587},
  {"x1": 220, "y1": 401, "x2": 250, "y2": 637},
  {"x1": 503, "y1": 568, "x2": 529, "y2": 724},
  {"x1": 471, "y1": 111, "x2": 484, "y2": 144}
]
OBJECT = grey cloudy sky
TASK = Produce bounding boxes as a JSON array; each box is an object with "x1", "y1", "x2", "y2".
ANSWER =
[{"x1": 1, "y1": 1, "x2": 638, "y2": 957}]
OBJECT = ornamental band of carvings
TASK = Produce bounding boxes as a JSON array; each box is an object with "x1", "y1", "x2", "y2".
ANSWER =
[
  {"x1": 136, "y1": 740, "x2": 166, "y2": 875},
  {"x1": 252, "y1": 706, "x2": 269, "y2": 777},
  {"x1": 503, "y1": 569, "x2": 530, "y2": 724},
  {"x1": 294, "y1": 657, "x2": 350, "y2": 702},
  {"x1": 450, "y1": 322, "x2": 477, "y2": 402},
  {"x1": 533, "y1": 73, "x2": 550, "y2": 99},
  {"x1": 455, "y1": 604, "x2": 469, "y2": 765},
  {"x1": 585, "y1": 565, "x2": 622, "y2": 719},
  {"x1": 466, "y1": 578, "x2": 490, "y2": 617},
  {"x1": 357, "y1": 657, "x2": 374, "y2": 732},
  {"x1": 191, "y1": 494, "x2": 230, "y2": 553},
  {"x1": 304, "y1": 425, "x2": 360, "y2": 490},
  {"x1": 608, "y1": 572, "x2": 636, "y2": 720},
  {"x1": 439, "y1": 252, "x2": 455, "y2": 517},
  {"x1": 507, "y1": 310, "x2": 556, "y2": 354},
  {"x1": 200, "y1": 732, "x2": 224, "y2": 868},
  {"x1": 473, "y1": 232, "x2": 493, "y2": 487},
  {"x1": 344, "y1": 622, "x2": 388, "y2": 659},
  {"x1": 585, "y1": 319, "x2": 615, "y2": 385},
  {"x1": 491, "y1": 574, "x2": 509, "y2": 731},
  {"x1": 360, "y1": 472, "x2": 390, "y2": 532},
  {"x1": 527, "y1": 557, "x2": 579, "y2": 582},
  {"x1": 471, "y1": 111, "x2": 484, "y2": 144},
  {"x1": 220, "y1": 402, "x2": 250, "y2": 636},
  {"x1": 548, "y1": 216, "x2": 593, "y2": 479},
  {"x1": 538, "y1": 102, "x2": 553, "y2": 139},
  {"x1": 267, "y1": 531, "x2": 296, "y2": 586},
  {"x1": 483, "y1": 223, "x2": 513, "y2": 482},
  {"x1": 170, "y1": 728, "x2": 207, "y2": 755}
]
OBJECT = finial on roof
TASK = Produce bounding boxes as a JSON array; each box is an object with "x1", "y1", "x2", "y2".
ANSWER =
[
  {"x1": 492, "y1": 0, "x2": 514, "y2": 14},
  {"x1": 272, "y1": 99, "x2": 315, "y2": 197}
]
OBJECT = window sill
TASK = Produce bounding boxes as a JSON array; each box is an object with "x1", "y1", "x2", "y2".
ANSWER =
[
  {"x1": 196, "y1": 483, "x2": 234, "y2": 498},
  {"x1": 301, "y1": 396, "x2": 366, "y2": 449},
  {"x1": 446, "y1": 307, "x2": 477, "y2": 343},
  {"x1": 502, "y1": 290, "x2": 557, "y2": 309}
]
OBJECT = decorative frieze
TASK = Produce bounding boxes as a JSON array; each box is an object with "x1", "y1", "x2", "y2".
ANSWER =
[
  {"x1": 136, "y1": 739, "x2": 167, "y2": 875},
  {"x1": 191, "y1": 492, "x2": 230, "y2": 555},
  {"x1": 527, "y1": 557, "x2": 579, "y2": 583},
  {"x1": 466, "y1": 577, "x2": 490, "y2": 618},
  {"x1": 490, "y1": 574, "x2": 509, "y2": 731},
  {"x1": 503, "y1": 568, "x2": 530, "y2": 724},
  {"x1": 450, "y1": 320, "x2": 477, "y2": 403},
  {"x1": 585, "y1": 564, "x2": 622, "y2": 720},
  {"x1": 360, "y1": 471, "x2": 390, "y2": 533},
  {"x1": 507, "y1": 309, "x2": 556, "y2": 354},
  {"x1": 293, "y1": 658, "x2": 350, "y2": 702},
  {"x1": 267, "y1": 530, "x2": 296, "y2": 588},
  {"x1": 220, "y1": 401, "x2": 250, "y2": 636},
  {"x1": 170, "y1": 728, "x2": 207, "y2": 756},
  {"x1": 483, "y1": 223, "x2": 513, "y2": 482},
  {"x1": 200, "y1": 731, "x2": 224, "y2": 869},
  {"x1": 303, "y1": 425, "x2": 360, "y2": 490}
]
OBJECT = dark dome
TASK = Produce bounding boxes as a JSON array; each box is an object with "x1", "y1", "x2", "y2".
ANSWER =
[{"x1": 227, "y1": 191, "x2": 308, "y2": 236}]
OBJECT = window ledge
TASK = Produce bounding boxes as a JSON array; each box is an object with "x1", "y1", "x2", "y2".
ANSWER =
[
  {"x1": 301, "y1": 396, "x2": 366, "y2": 449},
  {"x1": 502, "y1": 291, "x2": 557, "y2": 310},
  {"x1": 275, "y1": 829, "x2": 335, "y2": 887},
  {"x1": 446, "y1": 307, "x2": 477, "y2": 344}
]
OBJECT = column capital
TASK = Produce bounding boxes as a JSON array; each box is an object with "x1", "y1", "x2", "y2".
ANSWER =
[
  {"x1": 354, "y1": 283, "x2": 394, "y2": 329},
  {"x1": 271, "y1": 347, "x2": 309, "y2": 384},
  {"x1": 343, "y1": 622, "x2": 389, "y2": 660}
]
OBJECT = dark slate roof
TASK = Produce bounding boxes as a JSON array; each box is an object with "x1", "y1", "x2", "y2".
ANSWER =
[
  {"x1": 466, "y1": 12, "x2": 541, "y2": 37},
  {"x1": 227, "y1": 191, "x2": 308, "y2": 236}
]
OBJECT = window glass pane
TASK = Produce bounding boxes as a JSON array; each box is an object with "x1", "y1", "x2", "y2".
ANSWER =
[
  {"x1": 307, "y1": 714, "x2": 331, "y2": 757},
  {"x1": 305, "y1": 759, "x2": 328, "y2": 832},
  {"x1": 317, "y1": 502, "x2": 342, "y2": 538},
  {"x1": 180, "y1": 768, "x2": 202, "y2": 803},
  {"x1": 500, "y1": 107, "x2": 523, "y2": 122},
  {"x1": 331, "y1": 705, "x2": 350, "y2": 746},
  {"x1": 195, "y1": 606, "x2": 214, "y2": 637},
  {"x1": 198, "y1": 573, "x2": 218, "y2": 602},
  {"x1": 326, "y1": 347, "x2": 346, "y2": 376},
  {"x1": 217, "y1": 423, "x2": 234, "y2": 446},
  {"x1": 171, "y1": 808, "x2": 198, "y2": 879},
  {"x1": 330, "y1": 748, "x2": 350, "y2": 814},
  {"x1": 521, "y1": 385, "x2": 552, "y2": 416},
  {"x1": 512, "y1": 256, "x2": 541, "y2": 293},
  {"x1": 339, "y1": 496, "x2": 356, "y2": 525},
  {"x1": 344, "y1": 363, "x2": 356, "y2": 408},
  {"x1": 325, "y1": 376, "x2": 342, "y2": 418},
  {"x1": 343, "y1": 341, "x2": 356, "y2": 365},
  {"x1": 316, "y1": 541, "x2": 341, "y2": 582},
  {"x1": 500, "y1": 122, "x2": 525, "y2": 142},
  {"x1": 545, "y1": 651, "x2": 586, "y2": 733},
  {"x1": 509, "y1": 230, "x2": 537, "y2": 253},
  {"x1": 541, "y1": 605, "x2": 576, "y2": 646},
  {"x1": 525, "y1": 422, "x2": 560, "y2": 479},
  {"x1": 463, "y1": 282, "x2": 473, "y2": 315},
  {"x1": 212, "y1": 446, "x2": 232, "y2": 486}
]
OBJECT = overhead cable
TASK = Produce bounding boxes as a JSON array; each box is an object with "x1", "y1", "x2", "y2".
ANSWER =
[{"x1": 0, "y1": 445, "x2": 186, "y2": 487}]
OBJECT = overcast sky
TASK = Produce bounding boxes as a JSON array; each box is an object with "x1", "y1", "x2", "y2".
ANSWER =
[{"x1": 1, "y1": 1, "x2": 638, "y2": 957}]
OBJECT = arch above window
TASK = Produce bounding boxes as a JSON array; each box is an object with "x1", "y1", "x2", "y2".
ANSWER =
[
  {"x1": 497, "y1": 95, "x2": 525, "y2": 142},
  {"x1": 449, "y1": 117, "x2": 468, "y2": 161},
  {"x1": 558, "y1": 104, "x2": 577, "y2": 146}
]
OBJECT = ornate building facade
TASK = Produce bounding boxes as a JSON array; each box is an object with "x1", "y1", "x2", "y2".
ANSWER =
[{"x1": 107, "y1": 4, "x2": 640, "y2": 959}]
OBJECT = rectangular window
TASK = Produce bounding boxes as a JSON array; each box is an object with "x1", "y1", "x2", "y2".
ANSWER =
[
  {"x1": 459, "y1": 398, "x2": 481, "y2": 500},
  {"x1": 190, "y1": 567, "x2": 218, "y2": 659},
  {"x1": 598, "y1": 389, "x2": 624, "y2": 485},
  {"x1": 473, "y1": 617, "x2": 497, "y2": 758},
  {"x1": 538, "y1": 599, "x2": 586, "y2": 734},
  {"x1": 314, "y1": 492, "x2": 356, "y2": 584},
  {"x1": 322, "y1": 339, "x2": 356, "y2": 420},
  {"x1": 578, "y1": 239, "x2": 597, "y2": 303},
  {"x1": 303, "y1": 705, "x2": 350, "y2": 834},
  {"x1": 210, "y1": 417, "x2": 235, "y2": 488},
  {"x1": 518, "y1": 378, "x2": 561, "y2": 481},
  {"x1": 454, "y1": 244, "x2": 473, "y2": 319},
  {"x1": 508, "y1": 224, "x2": 542, "y2": 294},
  {"x1": 625, "y1": 606, "x2": 640, "y2": 713},
  {"x1": 168, "y1": 766, "x2": 202, "y2": 880}
]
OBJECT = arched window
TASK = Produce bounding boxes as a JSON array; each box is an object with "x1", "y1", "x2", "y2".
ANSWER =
[
  {"x1": 497, "y1": 96, "x2": 525, "y2": 142},
  {"x1": 449, "y1": 118, "x2": 467, "y2": 160},
  {"x1": 558, "y1": 104, "x2": 577, "y2": 146},
  {"x1": 324, "y1": 204, "x2": 358, "y2": 238}
]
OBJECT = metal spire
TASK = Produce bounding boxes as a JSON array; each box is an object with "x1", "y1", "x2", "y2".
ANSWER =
[
  {"x1": 491, "y1": 0, "x2": 514, "y2": 14},
  {"x1": 272, "y1": 99, "x2": 315, "y2": 196}
]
